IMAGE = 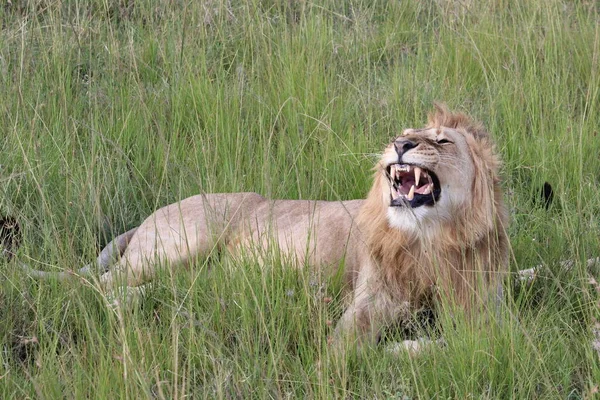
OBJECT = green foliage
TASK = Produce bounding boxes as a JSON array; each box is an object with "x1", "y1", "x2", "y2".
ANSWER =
[{"x1": 1, "y1": 0, "x2": 599, "y2": 397}]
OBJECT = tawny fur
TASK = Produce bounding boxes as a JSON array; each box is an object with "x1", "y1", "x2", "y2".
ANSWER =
[{"x1": 22, "y1": 105, "x2": 509, "y2": 347}]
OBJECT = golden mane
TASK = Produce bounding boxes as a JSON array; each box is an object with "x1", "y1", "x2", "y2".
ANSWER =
[{"x1": 357, "y1": 107, "x2": 509, "y2": 311}]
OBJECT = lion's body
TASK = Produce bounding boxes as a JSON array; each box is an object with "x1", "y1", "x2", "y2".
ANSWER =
[
  {"x1": 102, "y1": 193, "x2": 365, "y2": 290},
  {"x1": 23, "y1": 106, "x2": 509, "y2": 347}
]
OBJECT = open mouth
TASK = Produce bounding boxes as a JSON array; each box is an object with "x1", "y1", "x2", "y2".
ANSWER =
[{"x1": 386, "y1": 164, "x2": 441, "y2": 208}]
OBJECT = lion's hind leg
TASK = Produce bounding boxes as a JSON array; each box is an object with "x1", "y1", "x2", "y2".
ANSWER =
[
  {"x1": 99, "y1": 192, "x2": 267, "y2": 308},
  {"x1": 99, "y1": 249, "x2": 157, "y2": 291},
  {"x1": 99, "y1": 252, "x2": 157, "y2": 309},
  {"x1": 98, "y1": 225, "x2": 210, "y2": 308}
]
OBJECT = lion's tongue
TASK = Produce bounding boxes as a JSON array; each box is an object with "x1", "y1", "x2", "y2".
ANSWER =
[
  {"x1": 416, "y1": 184, "x2": 433, "y2": 195},
  {"x1": 401, "y1": 180, "x2": 433, "y2": 195}
]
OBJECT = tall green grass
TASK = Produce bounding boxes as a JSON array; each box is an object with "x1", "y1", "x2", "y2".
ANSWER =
[{"x1": 1, "y1": 0, "x2": 599, "y2": 397}]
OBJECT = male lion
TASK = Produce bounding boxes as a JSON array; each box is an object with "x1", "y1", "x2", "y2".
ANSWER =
[{"x1": 21, "y1": 105, "x2": 509, "y2": 348}]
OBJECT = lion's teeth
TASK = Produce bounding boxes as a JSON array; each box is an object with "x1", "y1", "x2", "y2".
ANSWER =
[
  {"x1": 414, "y1": 167, "x2": 421, "y2": 186},
  {"x1": 423, "y1": 184, "x2": 432, "y2": 195},
  {"x1": 407, "y1": 185, "x2": 415, "y2": 200}
]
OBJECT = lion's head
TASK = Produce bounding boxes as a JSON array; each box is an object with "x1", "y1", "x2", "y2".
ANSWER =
[{"x1": 358, "y1": 105, "x2": 509, "y2": 308}]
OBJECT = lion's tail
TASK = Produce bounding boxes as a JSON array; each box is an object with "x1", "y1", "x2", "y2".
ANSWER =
[{"x1": 18, "y1": 227, "x2": 138, "y2": 281}]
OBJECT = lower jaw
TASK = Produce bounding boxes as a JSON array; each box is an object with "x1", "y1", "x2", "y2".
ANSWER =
[{"x1": 389, "y1": 194, "x2": 438, "y2": 208}]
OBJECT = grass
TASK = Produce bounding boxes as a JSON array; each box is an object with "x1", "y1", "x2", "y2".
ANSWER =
[{"x1": 1, "y1": 0, "x2": 599, "y2": 397}]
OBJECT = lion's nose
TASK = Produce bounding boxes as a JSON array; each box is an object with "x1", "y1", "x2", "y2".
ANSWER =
[{"x1": 394, "y1": 139, "x2": 417, "y2": 157}]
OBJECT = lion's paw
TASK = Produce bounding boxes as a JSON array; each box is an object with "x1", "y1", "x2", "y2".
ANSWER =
[
  {"x1": 105, "y1": 285, "x2": 149, "y2": 311},
  {"x1": 385, "y1": 338, "x2": 445, "y2": 356}
]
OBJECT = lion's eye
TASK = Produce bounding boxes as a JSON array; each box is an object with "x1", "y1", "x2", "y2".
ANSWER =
[{"x1": 436, "y1": 138, "x2": 453, "y2": 145}]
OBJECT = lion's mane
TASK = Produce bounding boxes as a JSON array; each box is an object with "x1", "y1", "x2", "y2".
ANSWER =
[{"x1": 357, "y1": 106, "x2": 509, "y2": 311}]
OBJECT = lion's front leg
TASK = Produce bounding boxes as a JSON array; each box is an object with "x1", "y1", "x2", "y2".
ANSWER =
[
  {"x1": 333, "y1": 302, "x2": 376, "y2": 347},
  {"x1": 330, "y1": 263, "x2": 411, "y2": 353},
  {"x1": 332, "y1": 293, "x2": 411, "y2": 350}
]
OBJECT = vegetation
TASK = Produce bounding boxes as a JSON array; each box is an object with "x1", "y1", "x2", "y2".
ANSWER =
[{"x1": 1, "y1": 0, "x2": 599, "y2": 397}]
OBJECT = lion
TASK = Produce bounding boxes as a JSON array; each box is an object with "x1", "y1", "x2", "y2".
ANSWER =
[{"x1": 19, "y1": 105, "x2": 509, "y2": 348}]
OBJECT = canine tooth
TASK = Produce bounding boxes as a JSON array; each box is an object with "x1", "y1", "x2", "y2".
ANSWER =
[
  {"x1": 414, "y1": 167, "x2": 422, "y2": 186},
  {"x1": 407, "y1": 185, "x2": 415, "y2": 200}
]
